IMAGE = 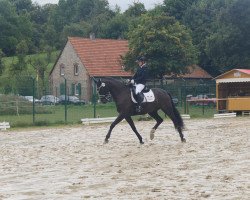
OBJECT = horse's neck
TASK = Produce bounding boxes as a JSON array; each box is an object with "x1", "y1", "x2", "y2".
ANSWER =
[{"x1": 108, "y1": 81, "x2": 128, "y2": 102}]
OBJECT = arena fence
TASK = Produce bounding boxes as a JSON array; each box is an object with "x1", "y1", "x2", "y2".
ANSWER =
[{"x1": 0, "y1": 76, "x2": 216, "y2": 127}]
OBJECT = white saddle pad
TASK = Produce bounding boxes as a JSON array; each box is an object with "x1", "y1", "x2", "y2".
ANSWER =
[{"x1": 131, "y1": 89, "x2": 155, "y2": 103}]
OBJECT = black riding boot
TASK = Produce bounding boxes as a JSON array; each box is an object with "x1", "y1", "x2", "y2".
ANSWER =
[{"x1": 135, "y1": 93, "x2": 144, "y2": 113}]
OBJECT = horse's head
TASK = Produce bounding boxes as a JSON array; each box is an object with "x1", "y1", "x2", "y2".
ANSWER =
[{"x1": 95, "y1": 79, "x2": 111, "y2": 104}]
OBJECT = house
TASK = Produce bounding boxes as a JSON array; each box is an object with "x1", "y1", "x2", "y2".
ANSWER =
[
  {"x1": 164, "y1": 65, "x2": 213, "y2": 84},
  {"x1": 161, "y1": 65, "x2": 214, "y2": 98},
  {"x1": 50, "y1": 37, "x2": 213, "y2": 103},
  {"x1": 49, "y1": 37, "x2": 132, "y2": 102}
]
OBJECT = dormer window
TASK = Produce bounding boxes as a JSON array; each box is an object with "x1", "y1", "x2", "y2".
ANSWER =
[
  {"x1": 74, "y1": 63, "x2": 79, "y2": 76},
  {"x1": 60, "y1": 64, "x2": 65, "y2": 76}
]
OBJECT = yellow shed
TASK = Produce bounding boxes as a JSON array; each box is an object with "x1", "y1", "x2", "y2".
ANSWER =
[{"x1": 215, "y1": 69, "x2": 250, "y2": 112}]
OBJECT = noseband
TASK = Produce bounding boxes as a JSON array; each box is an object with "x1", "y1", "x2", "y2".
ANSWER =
[{"x1": 97, "y1": 82, "x2": 111, "y2": 102}]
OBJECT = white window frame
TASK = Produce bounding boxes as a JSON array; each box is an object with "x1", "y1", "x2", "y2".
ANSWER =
[
  {"x1": 75, "y1": 83, "x2": 79, "y2": 95},
  {"x1": 60, "y1": 64, "x2": 65, "y2": 76}
]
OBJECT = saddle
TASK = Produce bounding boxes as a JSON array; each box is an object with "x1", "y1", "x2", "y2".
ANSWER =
[{"x1": 130, "y1": 86, "x2": 155, "y2": 103}]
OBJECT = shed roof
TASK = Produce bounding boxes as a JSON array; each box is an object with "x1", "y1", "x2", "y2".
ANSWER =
[
  {"x1": 215, "y1": 69, "x2": 250, "y2": 80},
  {"x1": 237, "y1": 69, "x2": 250, "y2": 74},
  {"x1": 215, "y1": 69, "x2": 250, "y2": 83},
  {"x1": 68, "y1": 37, "x2": 132, "y2": 77}
]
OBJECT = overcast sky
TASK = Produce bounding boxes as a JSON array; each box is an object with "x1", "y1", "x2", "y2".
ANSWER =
[{"x1": 32, "y1": 0, "x2": 163, "y2": 12}]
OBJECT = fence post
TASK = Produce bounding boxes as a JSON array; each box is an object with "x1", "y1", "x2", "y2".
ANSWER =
[
  {"x1": 32, "y1": 77, "x2": 35, "y2": 124},
  {"x1": 93, "y1": 82, "x2": 97, "y2": 118},
  {"x1": 182, "y1": 79, "x2": 187, "y2": 114},
  {"x1": 64, "y1": 77, "x2": 67, "y2": 123}
]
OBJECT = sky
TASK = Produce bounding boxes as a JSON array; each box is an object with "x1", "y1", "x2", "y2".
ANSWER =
[{"x1": 32, "y1": 0, "x2": 164, "y2": 12}]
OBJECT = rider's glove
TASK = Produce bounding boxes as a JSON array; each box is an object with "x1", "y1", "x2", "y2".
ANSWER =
[{"x1": 130, "y1": 79, "x2": 135, "y2": 84}]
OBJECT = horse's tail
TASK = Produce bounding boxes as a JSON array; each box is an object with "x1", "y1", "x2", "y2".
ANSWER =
[{"x1": 168, "y1": 93, "x2": 184, "y2": 131}]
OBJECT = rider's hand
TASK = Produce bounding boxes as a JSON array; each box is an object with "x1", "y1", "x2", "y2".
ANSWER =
[{"x1": 130, "y1": 79, "x2": 135, "y2": 84}]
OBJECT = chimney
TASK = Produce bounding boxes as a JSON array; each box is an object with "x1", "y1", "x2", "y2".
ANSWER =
[{"x1": 90, "y1": 33, "x2": 95, "y2": 40}]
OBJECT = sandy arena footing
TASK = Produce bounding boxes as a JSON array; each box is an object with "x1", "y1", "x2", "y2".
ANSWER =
[{"x1": 0, "y1": 117, "x2": 249, "y2": 199}]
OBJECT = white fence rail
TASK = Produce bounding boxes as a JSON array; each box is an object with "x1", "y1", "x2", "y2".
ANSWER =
[
  {"x1": 214, "y1": 113, "x2": 236, "y2": 118},
  {"x1": 0, "y1": 122, "x2": 10, "y2": 130},
  {"x1": 81, "y1": 117, "x2": 117, "y2": 125}
]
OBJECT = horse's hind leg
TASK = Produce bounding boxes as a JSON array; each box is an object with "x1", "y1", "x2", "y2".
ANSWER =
[
  {"x1": 148, "y1": 111, "x2": 163, "y2": 140},
  {"x1": 125, "y1": 116, "x2": 144, "y2": 144},
  {"x1": 161, "y1": 107, "x2": 186, "y2": 142}
]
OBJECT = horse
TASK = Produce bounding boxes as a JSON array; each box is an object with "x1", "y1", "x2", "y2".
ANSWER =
[{"x1": 95, "y1": 77, "x2": 186, "y2": 144}]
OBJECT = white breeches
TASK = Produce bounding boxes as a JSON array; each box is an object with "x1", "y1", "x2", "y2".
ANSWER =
[{"x1": 135, "y1": 84, "x2": 145, "y2": 94}]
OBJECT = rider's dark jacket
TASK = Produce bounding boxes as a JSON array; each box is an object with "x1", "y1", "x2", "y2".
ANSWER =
[{"x1": 133, "y1": 64, "x2": 148, "y2": 84}]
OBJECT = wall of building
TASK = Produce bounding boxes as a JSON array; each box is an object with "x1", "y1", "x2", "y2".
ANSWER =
[{"x1": 49, "y1": 41, "x2": 92, "y2": 102}]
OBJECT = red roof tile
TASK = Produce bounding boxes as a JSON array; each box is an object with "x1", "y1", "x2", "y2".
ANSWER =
[
  {"x1": 237, "y1": 69, "x2": 250, "y2": 75},
  {"x1": 68, "y1": 37, "x2": 132, "y2": 77},
  {"x1": 183, "y1": 65, "x2": 212, "y2": 78},
  {"x1": 165, "y1": 65, "x2": 212, "y2": 79}
]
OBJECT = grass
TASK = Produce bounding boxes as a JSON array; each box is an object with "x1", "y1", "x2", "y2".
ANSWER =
[{"x1": 0, "y1": 102, "x2": 217, "y2": 128}]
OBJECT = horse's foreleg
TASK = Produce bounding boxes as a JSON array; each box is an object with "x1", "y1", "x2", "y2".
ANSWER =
[
  {"x1": 148, "y1": 111, "x2": 163, "y2": 140},
  {"x1": 125, "y1": 116, "x2": 144, "y2": 144},
  {"x1": 104, "y1": 114, "x2": 124, "y2": 143}
]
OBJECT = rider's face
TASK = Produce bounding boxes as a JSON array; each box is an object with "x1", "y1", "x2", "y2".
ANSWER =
[{"x1": 138, "y1": 61, "x2": 143, "y2": 67}]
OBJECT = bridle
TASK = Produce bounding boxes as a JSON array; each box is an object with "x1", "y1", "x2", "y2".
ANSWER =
[{"x1": 97, "y1": 82, "x2": 111, "y2": 102}]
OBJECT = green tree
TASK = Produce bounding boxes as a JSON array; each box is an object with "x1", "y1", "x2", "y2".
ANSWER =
[
  {"x1": 0, "y1": 0, "x2": 20, "y2": 55},
  {"x1": 0, "y1": 49, "x2": 5, "y2": 75},
  {"x1": 62, "y1": 21, "x2": 91, "y2": 38},
  {"x1": 163, "y1": 0, "x2": 198, "y2": 20},
  {"x1": 205, "y1": 0, "x2": 250, "y2": 71},
  {"x1": 11, "y1": 40, "x2": 29, "y2": 73},
  {"x1": 170, "y1": 0, "x2": 234, "y2": 75},
  {"x1": 124, "y1": 2, "x2": 147, "y2": 17},
  {"x1": 101, "y1": 14, "x2": 129, "y2": 39},
  {"x1": 29, "y1": 57, "x2": 49, "y2": 97},
  {"x1": 123, "y1": 14, "x2": 198, "y2": 79},
  {"x1": 10, "y1": 0, "x2": 33, "y2": 14},
  {"x1": 0, "y1": 0, "x2": 34, "y2": 56}
]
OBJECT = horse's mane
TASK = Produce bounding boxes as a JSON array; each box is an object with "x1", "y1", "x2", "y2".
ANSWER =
[
  {"x1": 101, "y1": 77, "x2": 127, "y2": 89},
  {"x1": 101, "y1": 77, "x2": 121, "y2": 82}
]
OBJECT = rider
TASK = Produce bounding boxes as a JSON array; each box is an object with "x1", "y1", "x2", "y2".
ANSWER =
[{"x1": 130, "y1": 56, "x2": 148, "y2": 112}]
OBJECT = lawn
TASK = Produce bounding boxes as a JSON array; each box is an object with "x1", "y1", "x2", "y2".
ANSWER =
[{"x1": 0, "y1": 102, "x2": 217, "y2": 128}]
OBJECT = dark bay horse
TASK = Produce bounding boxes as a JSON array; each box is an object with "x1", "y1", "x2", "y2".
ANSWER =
[{"x1": 95, "y1": 77, "x2": 186, "y2": 144}]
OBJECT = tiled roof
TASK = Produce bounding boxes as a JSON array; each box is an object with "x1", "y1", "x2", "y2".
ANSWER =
[
  {"x1": 165, "y1": 65, "x2": 212, "y2": 79},
  {"x1": 183, "y1": 65, "x2": 212, "y2": 78},
  {"x1": 68, "y1": 37, "x2": 132, "y2": 77}
]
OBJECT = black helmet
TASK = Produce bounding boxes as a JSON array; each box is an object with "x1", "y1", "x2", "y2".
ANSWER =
[{"x1": 136, "y1": 56, "x2": 146, "y2": 62}]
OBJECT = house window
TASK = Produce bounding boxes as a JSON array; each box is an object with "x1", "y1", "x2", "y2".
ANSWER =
[
  {"x1": 74, "y1": 63, "x2": 79, "y2": 76},
  {"x1": 60, "y1": 82, "x2": 66, "y2": 95},
  {"x1": 70, "y1": 83, "x2": 81, "y2": 95},
  {"x1": 75, "y1": 83, "x2": 82, "y2": 95},
  {"x1": 75, "y1": 84, "x2": 79, "y2": 95},
  {"x1": 60, "y1": 64, "x2": 65, "y2": 76}
]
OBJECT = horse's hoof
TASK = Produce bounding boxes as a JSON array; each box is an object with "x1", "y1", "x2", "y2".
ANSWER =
[
  {"x1": 140, "y1": 141, "x2": 144, "y2": 144},
  {"x1": 181, "y1": 138, "x2": 186, "y2": 143},
  {"x1": 150, "y1": 129, "x2": 155, "y2": 140},
  {"x1": 104, "y1": 139, "x2": 109, "y2": 144}
]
